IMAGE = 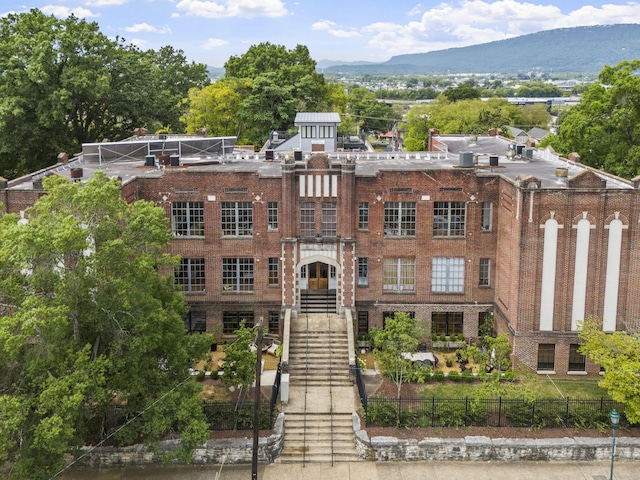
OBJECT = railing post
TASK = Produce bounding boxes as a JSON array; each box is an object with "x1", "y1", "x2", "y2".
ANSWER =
[{"x1": 498, "y1": 397, "x2": 502, "y2": 427}]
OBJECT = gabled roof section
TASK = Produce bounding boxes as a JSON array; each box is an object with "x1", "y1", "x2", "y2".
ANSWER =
[
  {"x1": 528, "y1": 127, "x2": 550, "y2": 141},
  {"x1": 506, "y1": 126, "x2": 527, "y2": 138},
  {"x1": 295, "y1": 112, "x2": 341, "y2": 125}
]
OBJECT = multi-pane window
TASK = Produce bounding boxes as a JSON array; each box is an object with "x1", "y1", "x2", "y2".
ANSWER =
[
  {"x1": 171, "y1": 201, "x2": 204, "y2": 237},
  {"x1": 537, "y1": 344, "x2": 555, "y2": 371},
  {"x1": 222, "y1": 258, "x2": 254, "y2": 292},
  {"x1": 300, "y1": 125, "x2": 316, "y2": 138},
  {"x1": 384, "y1": 202, "x2": 416, "y2": 236},
  {"x1": 481, "y1": 202, "x2": 493, "y2": 231},
  {"x1": 358, "y1": 202, "x2": 369, "y2": 230},
  {"x1": 184, "y1": 311, "x2": 206, "y2": 333},
  {"x1": 432, "y1": 258, "x2": 465, "y2": 293},
  {"x1": 267, "y1": 202, "x2": 278, "y2": 231},
  {"x1": 382, "y1": 258, "x2": 415, "y2": 292},
  {"x1": 268, "y1": 311, "x2": 280, "y2": 334},
  {"x1": 358, "y1": 258, "x2": 369, "y2": 286},
  {"x1": 321, "y1": 202, "x2": 337, "y2": 237},
  {"x1": 221, "y1": 202, "x2": 253, "y2": 236},
  {"x1": 223, "y1": 311, "x2": 254, "y2": 333},
  {"x1": 433, "y1": 201, "x2": 466, "y2": 236},
  {"x1": 479, "y1": 258, "x2": 491, "y2": 286},
  {"x1": 318, "y1": 126, "x2": 333, "y2": 138},
  {"x1": 431, "y1": 312, "x2": 463, "y2": 336},
  {"x1": 300, "y1": 201, "x2": 315, "y2": 237},
  {"x1": 568, "y1": 344, "x2": 586, "y2": 371},
  {"x1": 175, "y1": 258, "x2": 205, "y2": 292},
  {"x1": 383, "y1": 311, "x2": 415, "y2": 329},
  {"x1": 268, "y1": 257, "x2": 279, "y2": 286},
  {"x1": 357, "y1": 311, "x2": 369, "y2": 336}
]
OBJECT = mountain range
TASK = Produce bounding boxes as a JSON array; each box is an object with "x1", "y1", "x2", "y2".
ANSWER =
[{"x1": 322, "y1": 24, "x2": 640, "y2": 75}]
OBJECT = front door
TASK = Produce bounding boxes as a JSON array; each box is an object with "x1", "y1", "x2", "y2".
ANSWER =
[{"x1": 307, "y1": 262, "x2": 329, "y2": 290}]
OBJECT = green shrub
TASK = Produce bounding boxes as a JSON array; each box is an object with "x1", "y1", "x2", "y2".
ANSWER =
[
  {"x1": 195, "y1": 370, "x2": 206, "y2": 381},
  {"x1": 447, "y1": 370, "x2": 461, "y2": 382},
  {"x1": 457, "y1": 333, "x2": 465, "y2": 342},
  {"x1": 433, "y1": 370, "x2": 445, "y2": 383},
  {"x1": 366, "y1": 399, "x2": 398, "y2": 427},
  {"x1": 461, "y1": 369, "x2": 474, "y2": 383}
]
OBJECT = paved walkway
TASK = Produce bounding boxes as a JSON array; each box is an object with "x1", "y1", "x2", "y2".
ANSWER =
[{"x1": 64, "y1": 461, "x2": 640, "y2": 479}]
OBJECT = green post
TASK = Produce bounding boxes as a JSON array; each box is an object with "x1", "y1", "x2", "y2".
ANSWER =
[{"x1": 609, "y1": 409, "x2": 620, "y2": 480}]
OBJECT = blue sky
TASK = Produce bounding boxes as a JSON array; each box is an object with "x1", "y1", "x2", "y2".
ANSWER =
[{"x1": 5, "y1": 1, "x2": 640, "y2": 67}]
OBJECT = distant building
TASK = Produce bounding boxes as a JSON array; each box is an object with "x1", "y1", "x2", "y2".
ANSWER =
[{"x1": 4, "y1": 118, "x2": 640, "y2": 377}]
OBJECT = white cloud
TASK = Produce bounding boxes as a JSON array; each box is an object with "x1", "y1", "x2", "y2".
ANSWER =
[
  {"x1": 41, "y1": 6, "x2": 98, "y2": 18},
  {"x1": 175, "y1": 0, "x2": 289, "y2": 19},
  {"x1": 360, "y1": 0, "x2": 640, "y2": 55},
  {"x1": 124, "y1": 23, "x2": 172, "y2": 34},
  {"x1": 202, "y1": 37, "x2": 229, "y2": 48},
  {"x1": 312, "y1": 19, "x2": 360, "y2": 38},
  {"x1": 129, "y1": 37, "x2": 149, "y2": 49},
  {"x1": 85, "y1": 0, "x2": 130, "y2": 5},
  {"x1": 407, "y1": 3, "x2": 423, "y2": 17}
]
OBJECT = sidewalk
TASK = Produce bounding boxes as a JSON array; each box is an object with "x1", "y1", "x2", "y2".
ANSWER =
[{"x1": 65, "y1": 460, "x2": 640, "y2": 479}]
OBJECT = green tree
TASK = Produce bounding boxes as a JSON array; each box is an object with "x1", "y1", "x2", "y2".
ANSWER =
[
  {"x1": 442, "y1": 82, "x2": 481, "y2": 102},
  {"x1": 553, "y1": 60, "x2": 640, "y2": 178},
  {"x1": 182, "y1": 78, "x2": 244, "y2": 137},
  {"x1": 220, "y1": 320, "x2": 258, "y2": 394},
  {"x1": 345, "y1": 86, "x2": 398, "y2": 133},
  {"x1": 579, "y1": 318, "x2": 640, "y2": 423},
  {"x1": 484, "y1": 334, "x2": 512, "y2": 374},
  {"x1": 0, "y1": 10, "x2": 208, "y2": 179},
  {"x1": 0, "y1": 172, "x2": 212, "y2": 479},
  {"x1": 369, "y1": 312, "x2": 423, "y2": 404}
]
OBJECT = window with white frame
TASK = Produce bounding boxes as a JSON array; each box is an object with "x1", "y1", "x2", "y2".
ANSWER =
[
  {"x1": 321, "y1": 202, "x2": 337, "y2": 237},
  {"x1": 433, "y1": 201, "x2": 466, "y2": 236},
  {"x1": 384, "y1": 202, "x2": 416, "y2": 236},
  {"x1": 175, "y1": 258, "x2": 205, "y2": 292},
  {"x1": 267, "y1": 202, "x2": 278, "y2": 231},
  {"x1": 383, "y1": 258, "x2": 415, "y2": 292},
  {"x1": 221, "y1": 202, "x2": 253, "y2": 236},
  {"x1": 359, "y1": 202, "x2": 369, "y2": 230},
  {"x1": 222, "y1": 258, "x2": 254, "y2": 292},
  {"x1": 479, "y1": 258, "x2": 490, "y2": 286},
  {"x1": 300, "y1": 201, "x2": 315, "y2": 237},
  {"x1": 432, "y1": 257, "x2": 465, "y2": 293},
  {"x1": 358, "y1": 258, "x2": 369, "y2": 286},
  {"x1": 318, "y1": 125, "x2": 333, "y2": 138},
  {"x1": 300, "y1": 125, "x2": 316, "y2": 138},
  {"x1": 171, "y1": 201, "x2": 204, "y2": 237},
  {"x1": 268, "y1": 257, "x2": 279, "y2": 286},
  {"x1": 481, "y1": 202, "x2": 493, "y2": 231}
]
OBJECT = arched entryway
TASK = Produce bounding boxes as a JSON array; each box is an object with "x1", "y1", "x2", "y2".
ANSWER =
[{"x1": 298, "y1": 259, "x2": 338, "y2": 313}]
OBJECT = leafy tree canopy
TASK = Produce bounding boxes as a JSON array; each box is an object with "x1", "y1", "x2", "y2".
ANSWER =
[
  {"x1": 345, "y1": 86, "x2": 399, "y2": 133},
  {"x1": 0, "y1": 9, "x2": 208, "y2": 179},
  {"x1": 0, "y1": 172, "x2": 212, "y2": 479},
  {"x1": 579, "y1": 318, "x2": 640, "y2": 423},
  {"x1": 549, "y1": 60, "x2": 640, "y2": 179}
]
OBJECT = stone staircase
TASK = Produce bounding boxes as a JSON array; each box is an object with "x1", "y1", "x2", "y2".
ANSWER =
[
  {"x1": 300, "y1": 290, "x2": 337, "y2": 314},
  {"x1": 279, "y1": 313, "x2": 361, "y2": 463}
]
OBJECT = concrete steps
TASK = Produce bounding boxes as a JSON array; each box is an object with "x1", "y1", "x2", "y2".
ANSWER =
[{"x1": 279, "y1": 313, "x2": 360, "y2": 463}]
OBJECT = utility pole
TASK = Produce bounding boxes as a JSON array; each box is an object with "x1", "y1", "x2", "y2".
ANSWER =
[{"x1": 251, "y1": 317, "x2": 263, "y2": 480}]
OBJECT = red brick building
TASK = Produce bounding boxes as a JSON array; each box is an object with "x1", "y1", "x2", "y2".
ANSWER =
[{"x1": 3, "y1": 129, "x2": 639, "y2": 377}]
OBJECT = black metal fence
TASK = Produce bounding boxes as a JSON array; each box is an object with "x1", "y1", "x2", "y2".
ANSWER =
[
  {"x1": 364, "y1": 397, "x2": 627, "y2": 429},
  {"x1": 354, "y1": 359, "x2": 368, "y2": 412}
]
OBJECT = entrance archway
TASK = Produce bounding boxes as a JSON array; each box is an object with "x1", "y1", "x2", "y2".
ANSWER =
[{"x1": 300, "y1": 261, "x2": 336, "y2": 291}]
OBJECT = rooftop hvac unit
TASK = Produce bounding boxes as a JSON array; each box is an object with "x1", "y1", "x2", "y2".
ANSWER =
[
  {"x1": 523, "y1": 148, "x2": 534, "y2": 159},
  {"x1": 294, "y1": 150, "x2": 302, "y2": 161},
  {"x1": 459, "y1": 151, "x2": 474, "y2": 168},
  {"x1": 265, "y1": 150, "x2": 274, "y2": 161},
  {"x1": 145, "y1": 155, "x2": 156, "y2": 167},
  {"x1": 170, "y1": 154, "x2": 180, "y2": 167},
  {"x1": 489, "y1": 155, "x2": 499, "y2": 166},
  {"x1": 516, "y1": 144, "x2": 525, "y2": 155}
]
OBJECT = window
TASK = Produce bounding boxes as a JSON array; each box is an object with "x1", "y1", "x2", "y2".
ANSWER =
[
  {"x1": 479, "y1": 258, "x2": 490, "y2": 286},
  {"x1": 432, "y1": 258, "x2": 465, "y2": 293},
  {"x1": 267, "y1": 202, "x2": 278, "y2": 231},
  {"x1": 318, "y1": 125, "x2": 333, "y2": 138},
  {"x1": 185, "y1": 311, "x2": 206, "y2": 333},
  {"x1": 222, "y1": 258, "x2": 254, "y2": 292},
  {"x1": 172, "y1": 201, "x2": 204, "y2": 237},
  {"x1": 383, "y1": 311, "x2": 415, "y2": 329},
  {"x1": 382, "y1": 258, "x2": 415, "y2": 292},
  {"x1": 358, "y1": 202, "x2": 369, "y2": 230},
  {"x1": 357, "y1": 311, "x2": 369, "y2": 336},
  {"x1": 268, "y1": 311, "x2": 280, "y2": 334},
  {"x1": 223, "y1": 311, "x2": 254, "y2": 333},
  {"x1": 433, "y1": 201, "x2": 466, "y2": 236},
  {"x1": 358, "y1": 258, "x2": 369, "y2": 286},
  {"x1": 268, "y1": 257, "x2": 279, "y2": 286},
  {"x1": 537, "y1": 344, "x2": 555, "y2": 371},
  {"x1": 384, "y1": 202, "x2": 416, "y2": 236},
  {"x1": 300, "y1": 125, "x2": 316, "y2": 138},
  {"x1": 568, "y1": 344, "x2": 586, "y2": 371},
  {"x1": 300, "y1": 201, "x2": 315, "y2": 237},
  {"x1": 221, "y1": 202, "x2": 253, "y2": 236},
  {"x1": 321, "y1": 202, "x2": 337, "y2": 237},
  {"x1": 431, "y1": 312, "x2": 463, "y2": 336},
  {"x1": 481, "y1": 202, "x2": 493, "y2": 231},
  {"x1": 175, "y1": 258, "x2": 205, "y2": 292}
]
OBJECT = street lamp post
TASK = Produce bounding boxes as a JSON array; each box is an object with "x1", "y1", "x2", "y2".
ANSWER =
[{"x1": 609, "y1": 409, "x2": 620, "y2": 480}]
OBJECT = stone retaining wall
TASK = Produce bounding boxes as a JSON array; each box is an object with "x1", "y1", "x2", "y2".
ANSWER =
[
  {"x1": 352, "y1": 414, "x2": 640, "y2": 462},
  {"x1": 77, "y1": 413, "x2": 285, "y2": 468}
]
